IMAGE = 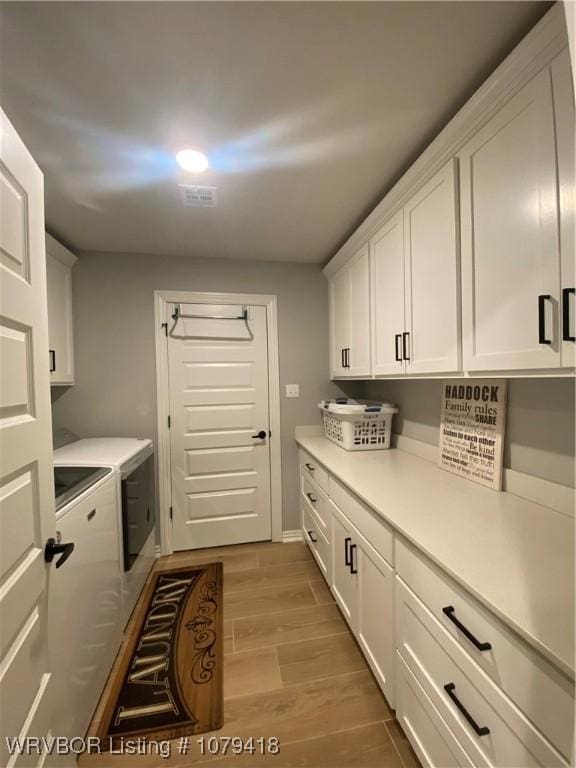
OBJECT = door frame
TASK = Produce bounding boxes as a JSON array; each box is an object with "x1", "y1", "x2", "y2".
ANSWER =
[{"x1": 154, "y1": 290, "x2": 282, "y2": 554}]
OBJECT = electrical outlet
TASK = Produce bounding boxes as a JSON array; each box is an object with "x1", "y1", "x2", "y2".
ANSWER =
[{"x1": 285, "y1": 384, "x2": 300, "y2": 398}]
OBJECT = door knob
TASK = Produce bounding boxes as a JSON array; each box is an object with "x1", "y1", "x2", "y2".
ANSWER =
[
  {"x1": 44, "y1": 537, "x2": 75, "y2": 568},
  {"x1": 252, "y1": 430, "x2": 267, "y2": 440}
]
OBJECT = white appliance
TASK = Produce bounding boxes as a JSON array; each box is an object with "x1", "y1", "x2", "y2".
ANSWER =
[
  {"x1": 54, "y1": 435, "x2": 156, "y2": 623},
  {"x1": 49, "y1": 468, "x2": 122, "y2": 745}
]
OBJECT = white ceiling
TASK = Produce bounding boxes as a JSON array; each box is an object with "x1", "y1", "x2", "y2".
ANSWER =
[{"x1": 0, "y1": 1, "x2": 551, "y2": 263}]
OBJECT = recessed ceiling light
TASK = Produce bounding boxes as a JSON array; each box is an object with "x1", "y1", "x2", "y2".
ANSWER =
[{"x1": 175, "y1": 148, "x2": 209, "y2": 173}]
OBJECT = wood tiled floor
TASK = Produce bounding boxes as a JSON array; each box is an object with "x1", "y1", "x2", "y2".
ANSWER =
[{"x1": 82, "y1": 542, "x2": 420, "y2": 768}]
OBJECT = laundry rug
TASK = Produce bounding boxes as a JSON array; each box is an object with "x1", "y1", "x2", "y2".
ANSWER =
[{"x1": 97, "y1": 562, "x2": 223, "y2": 747}]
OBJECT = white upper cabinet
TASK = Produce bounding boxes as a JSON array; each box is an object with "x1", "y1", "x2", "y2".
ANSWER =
[
  {"x1": 329, "y1": 244, "x2": 370, "y2": 378},
  {"x1": 551, "y1": 49, "x2": 575, "y2": 368},
  {"x1": 370, "y1": 211, "x2": 406, "y2": 376},
  {"x1": 459, "y1": 68, "x2": 561, "y2": 371},
  {"x1": 404, "y1": 160, "x2": 460, "y2": 373},
  {"x1": 46, "y1": 233, "x2": 77, "y2": 385}
]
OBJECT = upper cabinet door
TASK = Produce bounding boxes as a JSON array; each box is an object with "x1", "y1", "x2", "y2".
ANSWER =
[
  {"x1": 46, "y1": 234, "x2": 76, "y2": 385},
  {"x1": 459, "y1": 68, "x2": 561, "y2": 371},
  {"x1": 551, "y1": 49, "x2": 575, "y2": 368},
  {"x1": 404, "y1": 160, "x2": 460, "y2": 373},
  {"x1": 329, "y1": 265, "x2": 350, "y2": 377},
  {"x1": 370, "y1": 211, "x2": 406, "y2": 376},
  {"x1": 347, "y1": 245, "x2": 371, "y2": 377}
]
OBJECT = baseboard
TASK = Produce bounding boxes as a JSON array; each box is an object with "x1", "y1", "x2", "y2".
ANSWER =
[{"x1": 282, "y1": 529, "x2": 303, "y2": 543}]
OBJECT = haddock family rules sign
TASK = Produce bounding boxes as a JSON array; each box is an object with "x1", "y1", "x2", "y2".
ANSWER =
[{"x1": 438, "y1": 380, "x2": 508, "y2": 490}]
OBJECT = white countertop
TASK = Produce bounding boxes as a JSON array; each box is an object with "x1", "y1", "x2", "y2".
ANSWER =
[{"x1": 296, "y1": 434, "x2": 575, "y2": 678}]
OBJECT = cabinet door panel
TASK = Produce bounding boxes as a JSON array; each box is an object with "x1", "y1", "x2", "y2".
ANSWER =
[
  {"x1": 370, "y1": 211, "x2": 406, "y2": 375},
  {"x1": 460, "y1": 68, "x2": 560, "y2": 370},
  {"x1": 551, "y1": 49, "x2": 575, "y2": 367},
  {"x1": 46, "y1": 252, "x2": 74, "y2": 384},
  {"x1": 348, "y1": 245, "x2": 371, "y2": 376},
  {"x1": 330, "y1": 267, "x2": 350, "y2": 377},
  {"x1": 405, "y1": 161, "x2": 460, "y2": 373},
  {"x1": 330, "y1": 504, "x2": 357, "y2": 631},
  {"x1": 358, "y1": 543, "x2": 394, "y2": 706}
]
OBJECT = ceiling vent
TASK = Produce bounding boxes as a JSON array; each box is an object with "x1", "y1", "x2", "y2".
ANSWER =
[{"x1": 179, "y1": 184, "x2": 218, "y2": 208}]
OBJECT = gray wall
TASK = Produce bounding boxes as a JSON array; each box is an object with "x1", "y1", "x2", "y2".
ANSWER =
[
  {"x1": 353, "y1": 378, "x2": 575, "y2": 488},
  {"x1": 51, "y1": 252, "x2": 346, "y2": 531}
]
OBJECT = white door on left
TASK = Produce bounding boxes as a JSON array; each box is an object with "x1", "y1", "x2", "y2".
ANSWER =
[{"x1": 0, "y1": 110, "x2": 58, "y2": 766}]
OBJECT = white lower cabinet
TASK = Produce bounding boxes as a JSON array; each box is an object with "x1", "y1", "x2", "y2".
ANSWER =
[{"x1": 298, "y1": 449, "x2": 573, "y2": 766}]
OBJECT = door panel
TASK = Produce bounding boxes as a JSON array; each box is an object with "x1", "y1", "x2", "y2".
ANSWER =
[
  {"x1": 370, "y1": 211, "x2": 406, "y2": 375},
  {"x1": 551, "y1": 49, "x2": 575, "y2": 367},
  {"x1": 405, "y1": 161, "x2": 460, "y2": 373},
  {"x1": 330, "y1": 267, "x2": 350, "y2": 377},
  {"x1": 168, "y1": 304, "x2": 272, "y2": 549},
  {"x1": 348, "y1": 245, "x2": 371, "y2": 376},
  {"x1": 0, "y1": 109, "x2": 57, "y2": 767},
  {"x1": 459, "y1": 68, "x2": 561, "y2": 370},
  {"x1": 330, "y1": 504, "x2": 357, "y2": 630}
]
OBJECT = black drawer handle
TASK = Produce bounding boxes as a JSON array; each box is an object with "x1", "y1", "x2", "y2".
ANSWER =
[
  {"x1": 444, "y1": 683, "x2": 490, "y2": 737},
  {"x1": 538, "y1": 294, "x2": 552, "y2": 344},
  {"x1": 305, "y1": 463, "x2": 315, "y2": 472},
  {"x1": 344, "y1": 536, "x2": 352, "y2": 567},
  {"x1": 562, "y1": 287, "x2": 575, "y2": 342},
  {"x1": 87, "y1": 509, "x2": 96, "y2": 521},
  {"x1": 49, "y1": 349, "x2": 56, "y2": 372},
  {"x1": 306, "y1": 492, "x2": 317, "y2": 504},
  {"x1": 307, "y1": 529, "x2": 317, "y2": 543},
  {"x1": 349, "y1": 543, "x2": 358, "y2": 574},
  {"x1": 402, "y1": 331, "x2": 410, "y2": 361},
  {"x1": 395, "y1": 334, "x2": 402, "y2": 362},
  {"x1": 442, "y1": 606, "x2": 492, "y2": 651},
  {"x1": 341, "y1": 348, "x2": 345, "y2": 369}
]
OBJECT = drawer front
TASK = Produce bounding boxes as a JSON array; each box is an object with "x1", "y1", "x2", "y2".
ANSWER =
[
  {"x1": 301, "y1": 473, "x2": 330, "y2": 535},
  {"x1": 302, "y1": 502, "x2": 330, "y2": 580},
  {"x1": 299, "y1": 450, "x2": 329, "y2": 494},
  {"x1": 396, "y1": 577, "x2": 567, "y2": 768},
  {"x1": 396, "y1": 538, "x2": 574, "y2": 759},
  {"x1": 396, "y1": 652, "x2": 474, "y2": 768},
  {"x1": 329, "y1": 476, "x2": 393, "y2": 565}
]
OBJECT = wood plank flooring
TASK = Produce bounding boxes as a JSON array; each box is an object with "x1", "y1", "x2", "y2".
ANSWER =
[{"x1": 81, "y1": 541, "x2": 420, "y2": 768}]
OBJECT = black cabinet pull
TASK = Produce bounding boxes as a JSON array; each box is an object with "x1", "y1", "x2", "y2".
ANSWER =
[
  {"x1": 306, "y1": 492, "x2": 317, "y2": 504},
  {"x1": 305, "y1": 463, "x2": 315, "y2": 472},
  {"x1": 87, "y1": 509, "x2": 96, "y2": 521},
  {"x1": 49, "y1": 349, "x2": 56, "y2": 372},
  {"x1": 444, "y1": 683, "x2": 490, "y2": 737},
  {"x1": 341, "y1": 348, "x2": 345, "y2": 369},
  {"x1": 442, "y1": 606, "x2": 492, "y2": 651},
  {"x1": 344, "y1": 536, "x2": 352, "y2": 567},
  {"x1": 44, "y1": 537, "x2": 75, "y2": 569},
  {"x1": 350, "y1": 543, "x2": 358, "y2": 574},
  {"x1": 402, "y1": 332, "x2": 410, "y2": 361},
  {"x1": 538, "y1": 294, "x2": 552, "y2": 344},
  {"x1": 343, "y1": 348, "x2": 350, "y2": 368},
  {"x1": 394, "y1": 334, "x2": 402, "y2": 362},
  {"x1": 562, "y1": 287, "x2": 575, "y2": 342},
  {"x1": 307, "y1": 529, "x2": 317, "y2": 543}
]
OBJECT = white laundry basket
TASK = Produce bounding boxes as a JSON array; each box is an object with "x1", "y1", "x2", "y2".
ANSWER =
[{"x1": 318, "y1": 399, "x2": 398, "y2": 451}]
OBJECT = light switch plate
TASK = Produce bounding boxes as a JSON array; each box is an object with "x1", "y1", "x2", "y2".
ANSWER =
[{"x1": 286, "y1": 384, "x2": 300, "y2": 398}]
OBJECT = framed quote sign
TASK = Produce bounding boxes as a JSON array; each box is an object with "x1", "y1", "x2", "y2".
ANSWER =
[{"x1": 438, "y1": 380, "x2": 508, "y2": 490}]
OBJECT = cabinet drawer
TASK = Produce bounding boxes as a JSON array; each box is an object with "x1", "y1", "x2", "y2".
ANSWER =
[
  {"x1": 396, "y1": 538, "x2": 574, "y2": 759},
  {"x1": 301, "y1": 473, "x2": 330, "y2": 536},
  {"x1": 302, "y1": 502, "x2": 330, "y2": 580},
  {"x1": 329, "y1": 476, "x2": 393, "y2": 565},
  {"x1": 396, "y1": 652, "x2": 474, "y2": 768},
  {"x1": 299, "y1": 450, "x2": 329, "y2": 494},
  {"x1": 396, "y1": 577, "x2": 567, "y2": 767}
]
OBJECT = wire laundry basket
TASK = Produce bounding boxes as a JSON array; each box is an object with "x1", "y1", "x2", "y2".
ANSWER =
[{"x1": 318, "y1": 399, "x2": 398, "y2": 451}]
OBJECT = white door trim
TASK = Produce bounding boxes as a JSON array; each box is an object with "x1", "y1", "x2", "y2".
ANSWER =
[{"x1": 154, "y1": 290, "x2": 282, "y2": 554}]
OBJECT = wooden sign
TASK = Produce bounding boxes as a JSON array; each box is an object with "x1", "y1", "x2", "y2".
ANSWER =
[{"x1": 438, "y1": 380, "x2": 507, "y2": 490}]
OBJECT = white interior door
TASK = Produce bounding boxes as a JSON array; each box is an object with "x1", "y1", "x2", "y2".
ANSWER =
[
  {"x1": 0, "y1": 110, "x2": 57, "y2": 766},
  {"x1": 459, "y1": 67, "x2": 561, "y2": 371},
  {"x1": 370, "y1": 211, "x2": 406, "y2": 376},
  {"x1": 168, "y1": 303, "x2": 272, "y2": 550},
  {"x1": 404, "y1": 160, "x2": 460, "y2": 373}
]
